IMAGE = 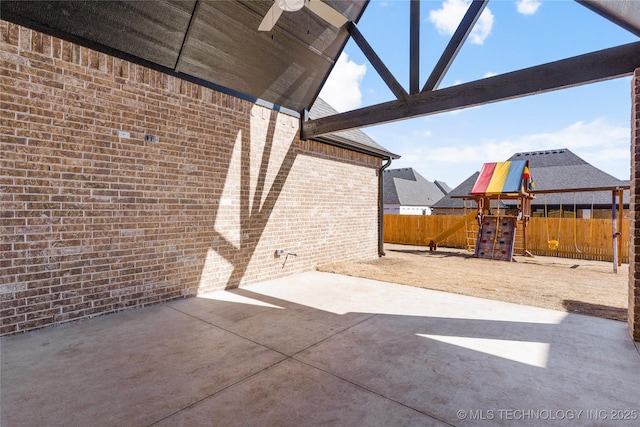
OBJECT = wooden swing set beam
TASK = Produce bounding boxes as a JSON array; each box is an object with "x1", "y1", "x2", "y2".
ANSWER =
[
  {"x1": 530, "y1": 186, "x2": 629, "y2": 194},
  {"x1": 537, "y1": 187, "x2": 626, "y2": 273}
]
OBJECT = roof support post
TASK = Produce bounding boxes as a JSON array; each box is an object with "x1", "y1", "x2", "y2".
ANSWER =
[
  {"x1": 410, "y1": 0, "x2": 420, "y2": 94},
  {"x1": 379, "y1": 158, "x2": 393, "y2": 256}
]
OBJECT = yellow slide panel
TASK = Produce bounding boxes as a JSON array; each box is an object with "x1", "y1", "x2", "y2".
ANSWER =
[{"x1": 425, "y1": 211, "x2": 477, "y2": 245}]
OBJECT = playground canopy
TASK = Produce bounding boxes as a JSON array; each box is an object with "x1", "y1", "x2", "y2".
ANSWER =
[{"x1": 470, "y1": 160, "x2": 533, "y2": 196}]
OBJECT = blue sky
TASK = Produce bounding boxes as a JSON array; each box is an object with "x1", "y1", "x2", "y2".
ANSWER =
[{"x1": 319, "y1": 0, "x2": 638, "y2": 188}]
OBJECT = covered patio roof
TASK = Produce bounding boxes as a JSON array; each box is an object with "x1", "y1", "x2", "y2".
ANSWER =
[
  {"x1": 2, "y1": 0, "x2": 640, "y2": 138},
  {"x1": 0, "y1": 0, "x2": 366, "y2": 114}
]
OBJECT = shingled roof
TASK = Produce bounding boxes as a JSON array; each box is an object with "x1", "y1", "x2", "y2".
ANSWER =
[
  {"x1": 383, "y1": 168, "x2": 448, "y2": 206},
  {"x1": 434, "y1": 180, "x2": 452, "y2": 194},
  {"x1": 432, "y1": 149, "x2": 629, "y2": 209},
  {"x1": 308, "y1": 98, "x2": 399, "y2": 160},
  {"x1": 509, "y1": 149, "x2": 628, "y2": 206},
  {"x1": 432, "y1": 172, "x2": 480, "y2": 210}
]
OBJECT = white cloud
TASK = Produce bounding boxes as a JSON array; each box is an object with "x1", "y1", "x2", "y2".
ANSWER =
[
  {"x1": 318, "y1": 52, "x2": 366, "y2": 112},
  {"x1": 427, "y1": 119, "x2": 628, "y2": 163},
  {"x1": 505, "y1": 119, "x2": 628, "y2": 153},
  {"x1": 484, "y1": 71, "x2": 497, "y2": 78},
  {"x1": 516, "y1": 0, "x2": 541, "y2": 15},
  {"x1": 414, "y1": 129, "x2": 433, "y2": 138},
  {"x1": 429, "y1": 0, "x2": 494, "y2": 45},
  {"x1": 387, "y1": 118, "x2": 630, "y2": 186}
]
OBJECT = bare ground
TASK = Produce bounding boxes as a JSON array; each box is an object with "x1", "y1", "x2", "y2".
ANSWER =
[{"x1": 318, "y1": 243, "x2": 628, "y2": 322}]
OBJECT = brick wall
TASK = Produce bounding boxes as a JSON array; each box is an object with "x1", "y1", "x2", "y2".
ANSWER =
[
  {"x1": 0, "y1": 22, "x2": 382, "y2": 335},
  {"x1": 631, "y1": 69, "x2": 640, "y2": 341}
]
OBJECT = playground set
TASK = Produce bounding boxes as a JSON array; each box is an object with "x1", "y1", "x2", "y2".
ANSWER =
[
  {"x1": 425, "y1": 160, "x2": 534, "y2": 262},
  {"x1": 424, "y1": 159, "x2": 629, "y2": 270}
]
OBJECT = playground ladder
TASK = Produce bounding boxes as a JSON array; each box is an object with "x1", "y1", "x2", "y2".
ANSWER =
[
  {"x1": 513, "y1": 220, "x2": 526, "y2": 256},
  {"x1": 465, "y1": 225, "x2": 478, "y2": 252},
  {"x1": 464, "y1": 200, "x2": 478, "y2": 252}
]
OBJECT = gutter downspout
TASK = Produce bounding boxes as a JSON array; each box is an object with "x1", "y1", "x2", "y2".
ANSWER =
[{"x1": 379, "y1": 157, "x2": 393, "y2": 256}]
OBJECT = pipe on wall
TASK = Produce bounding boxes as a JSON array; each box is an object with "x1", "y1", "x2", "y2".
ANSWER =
[{"x1": 379, "y1": 157, "x2": 393, "y2": 256}]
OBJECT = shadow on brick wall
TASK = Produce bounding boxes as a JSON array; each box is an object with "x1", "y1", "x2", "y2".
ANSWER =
[{"x1": 197, "y1": 108, "x2": 298, "y2": 291}]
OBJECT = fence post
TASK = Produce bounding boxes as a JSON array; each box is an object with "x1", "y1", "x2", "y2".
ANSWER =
[
  {"x1": 618, "y1": 188, "x2": 624, "y2": 267},
  {"x1": 612, "y1": 190, "x2": 618, "y2": 273}
]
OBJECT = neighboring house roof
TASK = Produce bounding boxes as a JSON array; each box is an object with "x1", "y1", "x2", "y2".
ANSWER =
[
  {"x1": 508, "y1": 149, "x2": 629, "y2": 206},
  {"x1": 383, "y1": 168, "x2": 448, "y2": 206},
  {"x1": 309, "y1": 97, "x2": 399, "y2": 160},
  {"x1": 432, "y1": 172, "x2": 480, "y2": 210},
  {"x1": 433, "y1": 149, "x2": 629, "y2": 209},
  {"x1": 434, "y1": 180, "x2": 452, "y2": 194}
]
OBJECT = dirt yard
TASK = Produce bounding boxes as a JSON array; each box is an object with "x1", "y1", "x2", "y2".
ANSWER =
[{"x1": 318, "y1": 244, "x2": 628, "y2": 322}]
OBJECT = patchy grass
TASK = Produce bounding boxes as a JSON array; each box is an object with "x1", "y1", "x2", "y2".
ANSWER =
[{"x1": 318, "y1": 244, "x2": 628, "y2": 322}]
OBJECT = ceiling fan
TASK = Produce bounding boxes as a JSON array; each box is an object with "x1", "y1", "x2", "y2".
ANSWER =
[{"x1": 258, "y1": 0, "x2": 348, "y2": 32}]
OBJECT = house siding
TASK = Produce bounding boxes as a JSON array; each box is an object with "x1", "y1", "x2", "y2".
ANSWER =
[
  {"x1": 384, "y1": 204, "x2": 431, "y2": 215},
  {"x1": 399, "y1": 206, "x2": 431, "y2": 215},
  {"x1": 0, "y1": 22, "x2": 381, "y2": 335},
  {"x1": 631, "y1": 69, "x2": 640, "y2": 341}
]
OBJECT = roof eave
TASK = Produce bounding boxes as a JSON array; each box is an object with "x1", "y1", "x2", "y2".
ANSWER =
[{"x1": 313, "y1": 135, "x2": 400, "y2": 160}]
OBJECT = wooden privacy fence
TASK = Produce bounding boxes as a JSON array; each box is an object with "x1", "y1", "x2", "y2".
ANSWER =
[{"x1": 384, "y1": 214, "x2": 629, "y2": 263}]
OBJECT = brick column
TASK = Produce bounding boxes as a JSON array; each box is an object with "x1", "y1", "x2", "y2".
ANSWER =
[{"x1": 630, "y1": 69, "x2": 640, "y2": 341}]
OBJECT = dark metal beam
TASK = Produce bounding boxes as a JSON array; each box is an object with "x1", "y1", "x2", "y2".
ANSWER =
[
  {"x1": 576, "y1": 0, "x2": 640, "y2": 38},
  {"x1": 423, "y1": 0, "x2": 488, "y2": 92},
  {"x1": 347, "y1": 22, "x2": 408, "y2": 100},
  {"x1": 409, "y1": 0, "x2": 420, "y2": 94},
  {"x1": 301, "y1": 41, "x2": 640, "y2": 139}
]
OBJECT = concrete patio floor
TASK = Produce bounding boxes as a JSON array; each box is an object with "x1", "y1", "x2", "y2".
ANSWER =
[{"x1": 2, "y1": 271, "x2": 640, "y2": 426}]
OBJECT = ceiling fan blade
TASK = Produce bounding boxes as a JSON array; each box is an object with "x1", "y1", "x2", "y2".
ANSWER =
[
  {"x1": 305, "y1": 0, "x2": 348, "y2": 28},
  {"x1": 258, "y1": 3, "x2": 284, "y2": 31}
]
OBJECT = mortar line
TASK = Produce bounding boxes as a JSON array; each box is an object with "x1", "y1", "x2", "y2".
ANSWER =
[
  {"x1": 292, "y1": 351, "x2": 456, "y2": 427},
  {"x1": 152, "y1": 308, "x2": 453, "y2": 426},
  {"x1": 147, "y1": 356, "x2": 292, "y2": 426},
  {"x1": 149, "y1": 305, "x2": 381, "y2": 426},
  {"x1": 147, "y1": 304, "x2": 290, "y2": 426},
  {"x1": 289, "y1": 312, "x2": 378, "y2": 357},
  {"x1": 164, "y1": 303, "x2": 288, "y2": 356},
  {"x1": 289, "y1": 311, "x2": 456, "y2": 426}
]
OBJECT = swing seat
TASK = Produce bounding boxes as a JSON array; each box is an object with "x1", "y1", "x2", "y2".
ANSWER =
[
  {"x1": 548, "y1": 239, "x2": 559, "y2": 250},
  {"x1": 574, "y1": 244, "x2": 589, "y2": 254}
]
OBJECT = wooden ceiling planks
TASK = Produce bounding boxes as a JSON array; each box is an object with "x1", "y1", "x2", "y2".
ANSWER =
[
  {"x1": 0, "y1": 0, "x2": 364, "y2": 113},
  {"x1": 178, "y1": 0, "x2": 344, "y2": 111},
  {"x1": 1, "y1": 0, "x2": 195, "y2": 69}
]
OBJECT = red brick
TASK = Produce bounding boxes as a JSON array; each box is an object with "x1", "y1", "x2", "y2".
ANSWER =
[
  {"x1": 0, "y1": 22, "x2": 381, "y2": 335},
  {"x1": 632, "y1": 71, "x2": 640, "y2": 341}
]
